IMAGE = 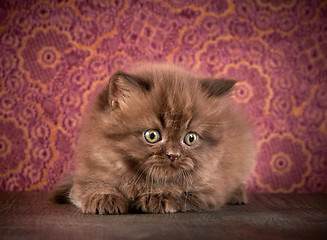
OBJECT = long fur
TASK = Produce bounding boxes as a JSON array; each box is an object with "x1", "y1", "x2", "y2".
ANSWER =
[{"x1": 51, "y1": 63, "x2": 256, "y2": 214}]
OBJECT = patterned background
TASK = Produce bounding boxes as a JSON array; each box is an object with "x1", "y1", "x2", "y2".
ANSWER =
[{"x1": 0, "y1": 0, "x2": 326, "y2": 193}]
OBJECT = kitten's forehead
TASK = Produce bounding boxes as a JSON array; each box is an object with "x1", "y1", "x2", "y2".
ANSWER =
[
  {"x1": 160, "y1": 111, "x2": 192, "y2": 131},
  {"x1": 130, "y1": 64, "x2": 209, "y2": 131},
  {"x1": 152, "y1": 78, "x2": 195, "y2": 132}
]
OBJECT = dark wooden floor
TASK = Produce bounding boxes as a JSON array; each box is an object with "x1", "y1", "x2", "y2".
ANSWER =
[{"x1": 0, "y1": 192, "x2": 326, "y2": 240}]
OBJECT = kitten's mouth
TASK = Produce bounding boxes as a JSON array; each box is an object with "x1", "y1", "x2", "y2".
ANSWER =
[
  {"x1": 169, "y1": 162, "x2": 178, "y2": 169},
  {"x1": 145, "y1": 156, "x2": 195, "y2": 180}
]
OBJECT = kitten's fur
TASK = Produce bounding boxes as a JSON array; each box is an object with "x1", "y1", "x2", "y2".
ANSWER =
[{"x1": 51, "y1": 64, "x2": 256, "y2": 214}]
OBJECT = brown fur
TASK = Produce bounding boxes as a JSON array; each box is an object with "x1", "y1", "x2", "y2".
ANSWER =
[{"x1": 51, "y1": 63, "x2": 256, "y2": 214}]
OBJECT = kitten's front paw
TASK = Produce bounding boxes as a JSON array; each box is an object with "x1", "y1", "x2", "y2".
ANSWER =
[
  {"x1": 82, "y1": 193, "x2": 129, "y2": 214},
  {"x1": 133, "y1": 194, "x2": 184, "y2": 214}
]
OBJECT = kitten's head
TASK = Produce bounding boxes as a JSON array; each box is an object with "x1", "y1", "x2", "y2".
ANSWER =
[{"x1": 97, "y1": 64, "x2": 236, "y2": 183}]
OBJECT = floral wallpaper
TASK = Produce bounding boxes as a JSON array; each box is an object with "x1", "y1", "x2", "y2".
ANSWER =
[{"x1": 0, "y1": 0, "x2": 326, "y2": 192}]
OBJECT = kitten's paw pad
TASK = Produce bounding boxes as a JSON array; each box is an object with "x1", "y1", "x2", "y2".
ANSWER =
[
  {"x1": 134, "y1": 194, "x2": 184, "y2": 214},
  {"x1": 82, "y1": 193, "x2": 128, "y2": 214}
]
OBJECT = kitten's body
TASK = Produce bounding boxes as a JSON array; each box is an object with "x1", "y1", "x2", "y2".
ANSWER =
[{"x1": 52, "y1": 64, "x2": 256, "y2": 214}]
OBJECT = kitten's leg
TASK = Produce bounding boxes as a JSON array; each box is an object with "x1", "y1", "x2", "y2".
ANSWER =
[
  {"x1": 226, "y1": 184, "x2": 248, "y2": 205},
  {"x1": 183, "y1": 185, "x2": 247, "y2": 210},
  {"x1": 82, "y1": 192, "x2": 129, "y2": 214},
  {"x1": 133, "y1": 193, "x2": 185, "y2": 214},
  {"x1": 134, "y1": 190, "x2": 227, "y2": 213},
  {"x1": 184, "y1": 190, "x2": 224, "y2": 211},
  {"x1": 70, "y1": 183, "x2": 129, "y2": 214}
]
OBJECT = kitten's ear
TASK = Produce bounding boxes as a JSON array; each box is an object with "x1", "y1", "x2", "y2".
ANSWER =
[
  {"x1": 108, "y1": 71, "x2": 151, "y2": 109},
  {"x1": 200, "y1": 78, "x2": 237, "y2": 97}
]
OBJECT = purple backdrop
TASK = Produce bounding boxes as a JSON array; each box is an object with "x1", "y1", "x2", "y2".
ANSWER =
[{"x1": 0, "y1": 0, "x2": 326, "y2": 192}]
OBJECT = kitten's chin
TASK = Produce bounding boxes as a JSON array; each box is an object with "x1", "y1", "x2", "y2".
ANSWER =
[{"x1": 146, "y1": 156, "x2": 195, "y2": 181}]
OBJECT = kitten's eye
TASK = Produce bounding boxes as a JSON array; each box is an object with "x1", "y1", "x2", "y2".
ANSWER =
[
  {"x1": 184, "y1": 132, "x2": 198, "y2": 146},
  {"x1": 144, "y1": 129, "x2": 161, "y2": 144}
]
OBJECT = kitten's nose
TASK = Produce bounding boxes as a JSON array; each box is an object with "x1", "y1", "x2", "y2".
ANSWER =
[{"x1": 166, "y1": 153, "x2": 180, "y2": 162}]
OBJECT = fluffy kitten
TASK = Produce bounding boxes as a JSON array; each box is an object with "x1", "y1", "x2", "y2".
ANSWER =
[{"x1": 51, "y1": 63, "x2": 256, "y2": 214}]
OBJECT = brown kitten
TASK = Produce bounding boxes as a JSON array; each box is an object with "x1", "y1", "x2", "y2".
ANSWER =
[{"x1": 51, "y1": 63, "x2": 256, "y2": 214}]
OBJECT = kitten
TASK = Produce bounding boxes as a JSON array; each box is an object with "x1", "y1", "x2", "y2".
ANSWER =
[{"x1": 51, "y1": 63, "x2": 256, "y2": 214}]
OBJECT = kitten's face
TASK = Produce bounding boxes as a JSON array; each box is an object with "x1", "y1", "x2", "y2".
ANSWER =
[{"x1": 100, "y1": 66, "x2": 235, "y2": 182}]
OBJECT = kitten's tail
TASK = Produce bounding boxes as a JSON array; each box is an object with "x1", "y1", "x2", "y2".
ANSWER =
[{"x1": 49, "y1": 174, "x2": 73, "y2": 204}]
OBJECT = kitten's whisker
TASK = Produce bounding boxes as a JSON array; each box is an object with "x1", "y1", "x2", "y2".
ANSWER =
[
  {"x1": 181, "y1": 170, "x2": 187, "y2": 188},
  {"x1": 131, "y1": 167, "x2": 147, "y2": 185},
  {"x1": 186, "y1": 167, "x2": 202, "y2": 183},
  {"x1": 199, "y1": 123, "x2": 223, "y2": 127},
  {"x1": 157, "y1": 112, "x2": 186, "y2": 116},
  {"x1": 128, "y1": 161, "x2": 150, "y2": 185},
  {"x1": 145, "y1": 164, "x2": 157, "y2": 194}
]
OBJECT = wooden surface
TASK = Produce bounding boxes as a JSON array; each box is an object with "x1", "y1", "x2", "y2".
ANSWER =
[{"x1": 0, "y1": 192, "x2": 326, "y2": 240}]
